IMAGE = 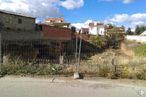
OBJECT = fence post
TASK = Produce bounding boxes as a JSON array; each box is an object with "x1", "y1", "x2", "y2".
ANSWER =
[
  {"x1": 75, "y1": 34, "x2": 78, "y2": 72},
  {"x1": 0, "y1": 32, "x2": 2, "y2": 76}
]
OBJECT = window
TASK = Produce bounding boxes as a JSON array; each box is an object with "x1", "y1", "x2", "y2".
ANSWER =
[{"x1": 18, "y1": 18, "x2": 22, "y2": 24}]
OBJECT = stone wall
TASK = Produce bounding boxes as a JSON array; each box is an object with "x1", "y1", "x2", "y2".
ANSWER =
[{"x1": 0, "y1": 12, "x2": 35, "y2": 31}]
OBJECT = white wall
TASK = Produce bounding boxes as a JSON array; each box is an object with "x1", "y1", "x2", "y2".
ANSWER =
[
  {"x1": 89, "y1": 27, "x2": 97, "y2": 35},
  {"x1": 126, "y1": 35, "x2": 146, "y2": 43},
  {"x1": 97, "y1": 26, "x2": 105, "y2": 35},
  {"x1": 89, "y1": 26, "x2": 105, "y2": 35}
]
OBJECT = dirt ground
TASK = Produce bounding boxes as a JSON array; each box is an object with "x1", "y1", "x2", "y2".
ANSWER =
[{"x1": 0, "y1": 76, "x2": 146, "y2": 97}]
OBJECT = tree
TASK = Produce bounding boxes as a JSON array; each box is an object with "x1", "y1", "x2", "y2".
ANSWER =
[
  {"x1": 71, "y1": 26, "x2": 76, "y2": 33},
  {"x1": 107, "y1": 24, "x2": 114, "y2": 28},
  {"x1": 121, "y1": 25, "x2": 125, "y2": 28},
  {"x1": 135, "y1": 25, "x2": 146, "y2": 35},
  {"x1": 89, "y1": 36, "x2": 106, "y2": 48},
  {"x1": 135, "y1": 26, "x2": 141, "y2": 35},
  {"x1": 126, "y1": 28, "x2": 132, "y2": 35}
]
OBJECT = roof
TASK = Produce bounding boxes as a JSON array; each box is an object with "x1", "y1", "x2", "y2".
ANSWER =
[
  {"x1": 96, "y1": 23, "x2": 104, "y2": 26},
  {"x1": 89, "y1": 22, "x2": 104, "y2": 27},
  {"x1": 81, "y1": 28, "x2": 89, "y2": 31},
  {"x1": 47, "y1": 22, "x2": 70, "y2": 26},
  {"x1": 0, "y1": 10, "x2": 35, "y2": 19},
  {"x1": 45, "y1": 18, "x2": 64, "y2": 22},
  {"x1": 81, "y1": 28, "x2": 89, "y2": 34},
  {"x1": 89, "y1": 23, "x2": 94, "y2": 27}
]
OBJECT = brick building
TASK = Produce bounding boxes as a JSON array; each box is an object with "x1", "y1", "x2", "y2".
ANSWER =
[{"x1": 42, "y1": 24, "x2": 72, "y2": 41}]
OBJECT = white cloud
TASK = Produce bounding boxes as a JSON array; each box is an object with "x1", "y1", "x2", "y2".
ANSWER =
[
  {"x1": 100, "y1": 0, "x2": 134, "y2": 4},
  {"x1": 72, "y1": 13, "x2": 146, "y2": 31},
  {"x1": 0, "y1": 0, "x2": 61, "y2": 18},
  {"x1": 132, "y1": 21, "x2": 145, "y2": 26},
  {"x1": 100, "y1": 0, "x2": 116, "y2": 2},
  {"x1": 123, "y1": 0, "x2": 134, "y2": 4},
  {"x1": 105, "y1": 13, "x2": 146, "y2": 29},
  {"x1": 0, "y1": 0, "x2": 84, "y2": 19},
  {"x1": 60, "y1": 0, "x2": 84, "y2": 10},
  {"x1": 71, "y1": 20, "x2": 93, "y2": 30},
  {"x1": 109, "y1": 14, "x2": 129, "y2": 23},
  {"x1": 107, "y1": 13, "x2": 146, "y2": 23}
]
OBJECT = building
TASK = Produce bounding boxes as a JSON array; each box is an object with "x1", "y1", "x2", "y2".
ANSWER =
[
  {"x1": 40, "y1": 24, "x2": 72, "y2": 41},
  {"x1": 105, "y1": 25, "x2": 125, "y2": 33},
  {"x1": 89, "y1": 22, "x2": 105, "y2": 36},
  {"x1": 0, "y1": 10, "x2": 35, "y2": 31},
  {"x1": 45, "y1": 18, "x2": 64, "y2": 23},
  {"x1": 0, "y1": 10, "x2": 43, "y2": 63},
  {"x1": 81, "y1": 28, "x2": 89, "y2": 34},
  {"x1": 0, "y1": 10, "x2": 42, "y2": 41},
  {"x1": 44, "y1": 18, "x2": 70, "y2": 28}
]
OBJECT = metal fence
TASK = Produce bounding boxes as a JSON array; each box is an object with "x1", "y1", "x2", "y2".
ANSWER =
[{"x1": 1, "y1": 38, "x2": 101, "y2": 65}]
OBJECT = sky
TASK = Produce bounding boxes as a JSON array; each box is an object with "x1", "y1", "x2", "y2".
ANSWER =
[{"x1": 0, "y1": 0, "x2": 146, "y2": 30}]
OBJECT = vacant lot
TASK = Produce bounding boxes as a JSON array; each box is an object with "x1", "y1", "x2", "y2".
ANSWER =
[{"x1": 0, "y1": 76, "x2": 146, "y2": 97}]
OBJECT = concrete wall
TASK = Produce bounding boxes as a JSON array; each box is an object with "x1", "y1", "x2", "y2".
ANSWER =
[
  {"x1": 126, "y1": 35, "x2": 146, "y2": 43},
  {"x1": 0, "y1": 12, "x2": 35, "y2": 31}
]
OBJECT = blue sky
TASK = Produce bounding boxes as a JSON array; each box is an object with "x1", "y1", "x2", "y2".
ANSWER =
[
  {"x1": 61, "y1": 0, "x2": 146, "y2": 22},
  {"x1": 0, "y1": 0, "x2": 146, "y2": 29}
]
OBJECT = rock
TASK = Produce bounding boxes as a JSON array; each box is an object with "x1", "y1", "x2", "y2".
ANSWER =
[{"x1": 73, "y1": 72, "x2": 80, "y2": 79}]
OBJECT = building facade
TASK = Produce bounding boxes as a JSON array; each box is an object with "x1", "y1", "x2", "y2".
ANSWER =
[
  {"x1": 45, "y1": 18, "x2": 64, "y2": 23},
  {"x1": 42, "y1": 24, "x2": 72, "y2": 41},
  {"x1": 0, "y1": 10, "x2": 35, "y2": 31},
  {"x1": 44, "y1": 18, "x2": 70, "y2": 28},
  {"x1": 81, "y1": 28, "x2": 89, "y2": 34},
  {"x1": 89, "y1": 22, "x2": 105, "y2": 36}
]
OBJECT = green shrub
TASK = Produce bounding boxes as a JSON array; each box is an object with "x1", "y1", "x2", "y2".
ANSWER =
[
  {"x1": 134, "y1": 44, "x2": 146, "y2": 57},
  {"x1": 121, "y1": 66, "x2": 129, "y2": 78},
  {"x1": 1, "y1": 58, "x2": 63, "y2": 76},
  {"x1": 89, "y1": 36, "x2": 107, "y2": 48},
  {"x1": 136, "y1": 72, "x2": 146, "y2": 80},
  {"x1": 99, "y1": 66, "x2": 111, "y2": 77},
  {"x1": 108, "y1": 71, "x2": 119, "y2": 79}
]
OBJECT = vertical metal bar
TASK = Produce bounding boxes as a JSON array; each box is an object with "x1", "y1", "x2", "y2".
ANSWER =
[
  {"x1": 0, "y1": 32, "x2": 2, "y2": 75},
  {"x1": 77, "y1": 33, "x2": 82, "y2": 73},
  {"x1": 75, "y1": 34, "x2": 78, "y2": 72}
]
